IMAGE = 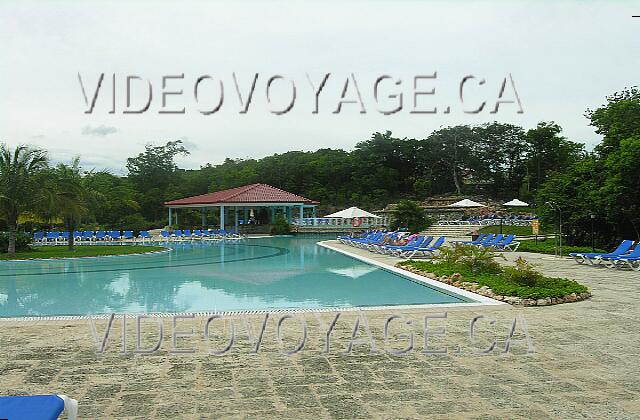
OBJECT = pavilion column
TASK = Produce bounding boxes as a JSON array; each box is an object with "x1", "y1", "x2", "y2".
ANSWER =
[
  {"x1": 299, "y1": 204, "x2": 304, "y2": 224},
  {"x1": 287, "y1": 206, "x2": 293, "y2": 223},
  {"x1": 220, "y1": 205, "x2": 225, "y2": 230},
  {"x1": 234, "y1": 207, "x2": 239, "y2": 232},
  {"x1": 201, "y1": 208, "x2": 206, "y2": 228},
  {"x1": 175, "y1": 209, "x2": 178, "y2": 226},
  {"x1": 244, "y1": 207, "x2": 248, "y2": 223},
  {"x1": 168, "y1": 207, "x2": 172, "y2": 226}
]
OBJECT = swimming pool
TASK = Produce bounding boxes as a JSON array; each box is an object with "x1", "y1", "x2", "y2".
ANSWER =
[{"x1": 0, "y1": 236, "x2": 475, "y2": 317}]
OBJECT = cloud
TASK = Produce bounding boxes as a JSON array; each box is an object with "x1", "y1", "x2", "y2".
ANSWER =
[
  {"x1": 180, "y1": 138, "x2": 199, "y2": 151},
  {"x1": 81, "y1": 125, "x2": 118, "y2": 137}
]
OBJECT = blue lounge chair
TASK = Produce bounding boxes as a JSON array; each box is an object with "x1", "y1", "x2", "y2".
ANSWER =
[
  {"x1": 73, "y1": 231, "x2": 83, "y2": 241},
  {"x1": 456, "y1": 233, "x2": 487, "y2": 245},
  {"x1": 82, "y1": 231, "x2": 95, "y2": 242},
  {"x1": 570, "y1": 240, "x2": 634, "y2": 265},
  {"x1": 138, "y1": 231, "x2": 151, "y2": 241},
  {"x1": 173, "y1": 229, "x2": 184, "y2": 238},
  {"x1": 480, "y1": 234, "x2": 504, "y2": 248},
  {"x1": 33, "y1": 231, "x2": 45, "y2": 243},
  {"x1": 375, "y1": 235, "x2": 426, "y2": 253},
  {"x1": 385, "y1": 236, "x2": 433, "y2": 256},
  {"x1": 161, "y1": 230, "x2": 171, "y2": 240},
  {"x1": 45, "y1": 232, "x2": 60, "y2": 244},
  {"x1": 183, "y1": 229, "x2": 193, "y2": 238},
  {"x1": 597, "y1": 244, "x2": 640, "y2": 269},
  {"x1": 95, "y1": 231, "x2": 107, "y2": 241},
  {"x1": 60, "y1": 232, "x2": 70, "y2": 242},
  {"x1": 0, "y1": 394, "x2": 78, "y2": 420},
  {"x1": 122, "y1": 231, "x2": 134, "y2": 240},
  {"x1": 490, "y1": 234, "x2": 520, "y2": 251},
  {"x1": 108, "y1": 230, "x2": 121, "y2": 241},
  {"x1": 367, "y1": 234, "x2": 408, "y2": 253},
  {"x1": 475, "y1": 234, "x2": 495, "y2": 247},
  {"x1": 398, "y1": 236, "x2": 446, "y2": 258}
]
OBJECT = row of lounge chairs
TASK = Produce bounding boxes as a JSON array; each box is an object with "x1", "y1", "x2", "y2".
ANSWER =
[
  {"x1": 160, "y1": 229, "x2": 243, "y2": 240},
  {"x1": 33, "y1": 230, "x2": 149, "y2": 244},
  {"x1": 338, "y1": 231, "x2": 446, "y2": 258},
  {"x1": 570, "y1": 240, "x2": 640, "y2": 270},
  {"x1": 454, "y1": 233, "x2": 520, "y2": 251},
  {"x1": 33, "y1": 229, "x2": 244, "y2": 245}
]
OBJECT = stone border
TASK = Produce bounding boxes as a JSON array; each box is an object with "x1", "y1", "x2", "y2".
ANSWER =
[
  {"x1": 399, "y1": 265, "x2": 592, "y2": 306},
  {"x1": 0, "y1": 246, "x2": 172, "y2": 263}
]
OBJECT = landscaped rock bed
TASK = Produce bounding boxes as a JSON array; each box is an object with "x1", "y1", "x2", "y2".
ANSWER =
[{"x1": 400, "y1": 265, "x2": 592, "y2": 306}]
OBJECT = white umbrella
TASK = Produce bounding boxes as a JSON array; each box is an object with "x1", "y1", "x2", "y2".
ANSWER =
[
  {"x1": 504, "y1": 199, "x2": 529, "y2": 207},
  {"x1": 448, "y1": 199, "x2": 486, "y2": 208},
  {"x1": 324, "y1": 206, "x2": 381, "y2": 218}
]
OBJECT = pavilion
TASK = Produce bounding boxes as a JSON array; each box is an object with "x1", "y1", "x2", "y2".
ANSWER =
[{"x1": 163, "y1": 183, "x2": 318, "y2": 230}]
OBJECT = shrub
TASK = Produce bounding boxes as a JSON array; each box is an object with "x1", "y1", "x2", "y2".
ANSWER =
[
  {"x1": 0, "y1": 232, "x2": 32, "y2": 253},
  {"x1": 399, "y1": 254, "x2": 589, "y2": 300},
  {"x1": 270, "y1": 215, "x2": 291, "y2": 235},
  {"x1": 437, "y1": 244, "x2": 503, "y2": 274},
  {"x1": 502, "y1": 257, "x2": 541, "y2": 286}
]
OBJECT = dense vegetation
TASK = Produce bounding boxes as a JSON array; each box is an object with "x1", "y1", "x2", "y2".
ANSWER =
[
  {"x1": 0, "y1": 87, "x2": 638, "y2": 252},
  {"x1": 399, "y1": 245, "x2": 589, "y2": 299},
  {"x1": 0, "y1": 245, "x2": 167, "y2": 260}
]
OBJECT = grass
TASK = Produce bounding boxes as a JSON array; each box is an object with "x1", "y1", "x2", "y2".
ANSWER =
[
  {"x1": 478, "y1": 225, "x2": 548, "y2": 236},
  {"x1": 517, "y1": 240, "x2": 606, "y2": 257},
  {"x1": 400, "y1": 259, "x2": 588, "y2": 299},
  {"x1": 0, "y1": 245, "x2": 167, "y2": 260}
]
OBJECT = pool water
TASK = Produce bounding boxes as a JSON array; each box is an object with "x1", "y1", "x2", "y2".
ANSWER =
[{"x1": 0, "y1": 236, "x2": 472, "y2": 317}]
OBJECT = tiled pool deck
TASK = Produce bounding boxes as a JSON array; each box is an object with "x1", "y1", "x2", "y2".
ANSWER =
[{"x1": 1, "y1": 240, "x2": 639, "y2": 418}]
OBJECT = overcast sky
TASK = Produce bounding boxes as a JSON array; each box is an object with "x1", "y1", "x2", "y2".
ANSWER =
[{"x1": 1, "y1": 1, "x2": 638, "y2": 173}]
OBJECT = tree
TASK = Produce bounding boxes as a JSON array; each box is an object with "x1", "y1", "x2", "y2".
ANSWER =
[
  {"x1": 39, "y1": 157, "x2": 90, "y2": 250},
  {"x1": 425, "y1": 126, "x2": 479, "y2": 195},
  {"x1": 587, "y1": 87, "x2": 640, "y2": 157},
  {"x1": 0, "y1": 144, "x2": 48, "y2": 254},
  {"x1": 126, "y1": 140, "x2": 189, "y2": 221},
  {"x1": 525, "y1": 122, "x2": 584, "y2": 192},
  {"x1": 391, "y1": 200, "x2": 432, "y2": 233},
  {"x1": 82, "y1": 171, "x2": 140, "y2": 227},
  {"x1": 536, "y1": 88, "x2": 640, "y2": 246}
]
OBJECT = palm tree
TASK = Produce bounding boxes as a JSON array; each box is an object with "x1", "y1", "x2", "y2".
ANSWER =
[
  {"x1": 40, "y1": 157, "x2": 90, "y2": 250},
  {"x1": 0, "y1": 144, "x2": 48, "y2": 254}
]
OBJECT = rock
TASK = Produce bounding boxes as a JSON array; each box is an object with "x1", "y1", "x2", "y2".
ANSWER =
[
  {"x1": 452, "y1": 281, "x2": 461, "y2": 287},
  {"x1": 522, "y1": 299, "x2": 536, "y2": 306},
  {"x1": 550, "y1": 298, "x2": 557, "y2": 305},
  {"x1": 494, "y1": 295, "x2": 504, "y2": 301},
  {"x1": 556, "y1": 297, "x2": 564, "y2": 304}
]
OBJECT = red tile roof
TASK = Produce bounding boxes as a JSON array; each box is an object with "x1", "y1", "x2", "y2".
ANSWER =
[{"x1": 164, "y1": 184, "x2": 318, "y2": 206}]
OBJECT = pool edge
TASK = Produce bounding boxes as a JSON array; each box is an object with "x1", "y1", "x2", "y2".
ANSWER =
[{"x1": 316, "y1": 240, "x2": 509, "y2": 308}]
